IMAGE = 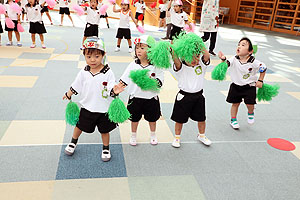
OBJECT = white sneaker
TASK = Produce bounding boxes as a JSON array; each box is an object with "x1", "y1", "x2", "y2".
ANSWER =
[
  {"x1": 197, "y1": 134, "x2": 212, "y2": 146},
  {"x1": 150, "y1": 134, "x2": 158, "y2": 145},
  {"x1": 6, "y1": 41, "x2": 13, "y2": 46},
  {"x1": 128, "y1": 48, "x2": 133, "y2": 53},
  {"x1": 64, "y1": 143, "x2": 77, "y2": 156},
  {"x1": 172, "y1": 138, "x2": 180, "y2": 148},
  {"x1": 115, "y1": 47, "x2": 120, "y2": 52},
  {"x1": 230, "y1": 120, "x2": 240, "y2": 129},
  {"x1": 101, "y1": 149, "x2": 111, "y2": 162},
  {"x1": 41, "y1": 44, "x2": 46, "y2": 49},
  {"x1": 129, "y1": 135, "x2": 137, "y2": 146},
  {"x1": 17, "y1": 42, "x2": 22, "y2": 47},
  {"x1": 247, "y1": 114, "x2": 255, "y2": 124}
]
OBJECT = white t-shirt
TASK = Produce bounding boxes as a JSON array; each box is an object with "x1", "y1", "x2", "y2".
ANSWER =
[
  {"x1": 170, "y1": 7, "x2": 188, "y2": 28},
  {"x1": 21, "y1": 0, "x2": 28, "y2": 8},
  {"x1": 120, "y1": 60, "x2": 164, "y2": 99},
  {"x1": 86, "y1": 7, "x2": 101, "y2": 25},
  {"x1": 71, "y1": 65, "x2": 116, "y2": 113},
  {"x1": 134, "y1": 2, "x2": 145, "y2": 13},
  {"x1": 58, "y1": 0, "x2": 70, "y2": 8},
  {"x1": 119, "y1": 10, "x2": 130, "y2": 28},
  {"x1": 174, "y1": 57, "x2": 210, "y2": 93},
  {"x1": 159, "y1": 3, "x2": 168, "y2": 12},
  {"x1": 5, "y1": 4, "x2": 19, "y2": 20},
  {"x1": 25, "y1": 5, "x2": 42, "y2": 22},
  {"x1": 227, "y1": 56, "x2": 267, "y2": 86}
]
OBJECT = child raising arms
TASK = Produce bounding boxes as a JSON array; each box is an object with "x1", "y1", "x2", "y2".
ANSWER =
[
  {"x1": 218, "y1": 37, "x2": 266, "y2": 129},
  {"x1": 113, "y1": 0, "x2": 138, "y2": 53},
  {"x1": 119, "y1": 35, "x2": 164, "y2": 146},
  {"x1": 63, "y1": 37, "x2": 125, "y2": 162}
]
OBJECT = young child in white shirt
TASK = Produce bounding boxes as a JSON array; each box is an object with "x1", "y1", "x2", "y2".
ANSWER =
[
  {"x1": 133, "y1": 0, "x2": 145, "y2": 26},
  {"x1": 63, "y1": 37, "x2": 125, "y2": 162},
  {"x1": 4, "y1": 0, "x2": 22, "y2": 46},
  {"x1": 218, "y1": 37, "x2": 267, "y2": 129},
  {"x1": 57, "y1": 0, "x2": 74, "y2": 26}
]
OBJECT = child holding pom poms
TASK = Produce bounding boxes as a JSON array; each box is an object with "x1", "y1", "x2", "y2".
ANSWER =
[
  {"x1": 119, "y1": 35, "x2": 165, "y2": 146},
  {"x1": 170, "y1": 32, "x2": 212, "y2": 148},
  {"x1": 62, "y1": 37, "x2": 125, "y2": 162},
  {"x1": 4, "y1": 0, "x2": 22, "y2": 46},
  {"x1": 133, "y1": 0, "x2": 145, "y2": 27},
  {"x1": 217, "y1": 37, "x2": 269, "y2": 130}
]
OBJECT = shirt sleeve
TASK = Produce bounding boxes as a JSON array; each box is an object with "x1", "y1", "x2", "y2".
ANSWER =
[
  {"x1": 183, "y1": 12, "x2": 188, "y2": 21},
  {"x1": 227, "y1": 56, "x2": 235, "y2": 67},
  {"x1": 154, "y1": 68, "x2": 164, "y2": 87},
  {"x1": 70, "y1": 70, "x2": 84, "y2": 95},
  {"x1": 254, "y1": 60, "x2": 267, "y2": 73}
]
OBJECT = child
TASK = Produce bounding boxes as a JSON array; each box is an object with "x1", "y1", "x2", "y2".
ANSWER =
[
  {"x1": 4, "y1": 0, "x2": 22, "y2": 46},
  {"x1": 161, "y1": 1, "x2": 171, "y2": 39},
  {"x1": 119, "y1": 35, "x2": 164, "y2": 146},
  {"x1": 113, "y1": 0, "x2": 138, "y2": 53},
  {"x1": 63, "y1": 37, "x2": 125, "y2": 162},
  {"x1": 133, "y1": 0, "x2": 145, "y2": 27},
  {"x1": 25, "y1": 0, "x2": 47, "y2": 48},
  {"x1": 82, "y1": 0, "x2": 101, "y2": 47},
  {"x1": 170, "y1": 33, "x2": 212, "y2": 148},
  {"x1": 98, "y1": 0, "x2": 110, "y2": 28},
  {"x1": 57, "y1": 0, "x2": 74, "y2": 26},
  {"x1": 158, "y1": 0, "x2": 167, "y2": 30},
  {"x1": 218, "y1": 37, "x2": 267, "y2": 129},
  {"x1": 167, "y1": 0, "x2": 191, "y2": 41},
  {"x1": 40, "y1": 0, "x2": 53, "y2": 25},
  {"x1": 21, "y1": 0, "x2": 28, "y2": 22}
]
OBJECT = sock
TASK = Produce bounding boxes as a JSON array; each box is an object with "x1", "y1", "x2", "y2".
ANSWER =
[
  {"x1": 117, "y1": 45, "x2": 120, "y2": 48},
  {"x1": 71, "y1": 137, "x2": 78, "y2": 145},
  {"x1": 103, "y1": 145, "x2": 109, "y2": 150},
  {"x1": 231, "y1": 117, "x2": 237, "y2": 122},
  {"x1": 175, "y1": 135, "x2": 180, "y2": 140},
  {"x1": 129, "y1": 46, "x2": 132, "y2": 49},
  {"x1": 248, "y1": 112, "x2": 254, "y2": 115},
  {"x1": 131, "y1": 132, "x2": 137, "y2": 138},
  {"x1": 150, "y1": 131, "x2": 156, "y2": 136},
  {"x1": 199, "y1": 133, "x2": 205, "y2": 138},
  {"x1": 107, "y1": 23, "x2": 109, "y2": 28}
]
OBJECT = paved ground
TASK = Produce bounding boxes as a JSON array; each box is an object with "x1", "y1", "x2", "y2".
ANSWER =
[{"x1": 0, "y1": 10, "x2": 300, "y2": 200}]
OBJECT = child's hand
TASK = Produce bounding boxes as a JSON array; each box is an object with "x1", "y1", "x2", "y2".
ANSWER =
[
  {"x1": 113, "y1": 82, "x2": 126, "y2": 94},
  {"x1": 256, "y1": 81, "x2": 263, "y2": 88},
  {"x1": 63, "y1": 92, "x2": 72, "y2": 100},
  {"x1": 218, "y1": 51, "x2": 225, "y2": 60}
]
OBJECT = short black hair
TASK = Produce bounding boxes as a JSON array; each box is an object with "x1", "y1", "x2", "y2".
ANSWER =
[
  {"x1": 239, "y1": 37, "x2": 253, "y2": 52},
  {"x1": 83, "y1": 48, "x2": 105, "y2": 56}
]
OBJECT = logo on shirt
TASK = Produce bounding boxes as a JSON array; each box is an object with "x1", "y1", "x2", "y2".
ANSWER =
[
  {"x1": 194, "y1": 66, "x2": 202, "y2": 75},
  {"x1": 102, "y1": 81, "x2": 108, "y2": 99},
  {"x1": 243, "y1": 74, "x2": 250, "y2": 79}
]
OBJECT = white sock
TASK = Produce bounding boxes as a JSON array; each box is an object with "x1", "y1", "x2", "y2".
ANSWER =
[
  {"x1": 131, "y1": 132, "x2": 137, "y2": 137},
  {"x1": 150, "y1": 131, "x2": 156, "y2": 136},
  {"x1": 175, "y1": 135, "x2": 180, "y2": 139},
  {"x1": 199, "y1": 133, "x2": 205, "y2": 138}
]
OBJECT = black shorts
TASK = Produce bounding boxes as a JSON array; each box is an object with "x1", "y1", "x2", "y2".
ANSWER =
[
  {"x1": 76, "y1": 108, "x2": 117, "y2": 134},
  {"x1": 226, "y1": 83, "x2": 257, "y2": 104},
  {"x1": 171, "y1": 90, "x2": 206, "y2": 123},
  {"x1": 5, "y1": 20, "x2": 18, "y2": 32},
  {"x1": 116, "y1": 28, "x2": 131, "y2": 39},
  {"x1": 159, "y1": 11, "x2": 166, "y2": 19},
  {"x1": 41, "y1": 6, "x2": 49, "y2": 13},
  {"x1": 59, "y1": 7, "x2": 70, "y2": 15},
  {"x1": 29, "y1": 21, "x2": 47, "y2": 34},
  {"x1": 100, "y1": 13, "x2": 108, "y2": 18},
  {"x1": 84, "y1": 23, "x2": 98, "y2": 37},
  {"x1": 127, "y1": 96, "x2": 161, "y2": 122},
  {"x1": 22, "y1": 7, "x2": 27, "y2": 14},
  {"x1": 170, "y1": 24, "x2": 183, "y2": 40},
  {"x1": 135, "y1": 12, "x2": 144, "y2": 20},
  {"x1": 0, "y1": 21, "x2": 3, "y2": 33}
]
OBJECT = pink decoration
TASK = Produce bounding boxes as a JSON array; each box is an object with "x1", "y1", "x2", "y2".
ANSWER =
[
  {"x1": 5, "y1": 18, "x2": 15, "y2": 29},
  {"x1": 137, "y1": 26, "x2": 145, "y2": 34},
  {"x1": 0, "y1": 4, "x2": 6, "y2": 15},
  {"x1": 17, "y1": 23, "x2": 24, "y2": 32},
  {"x1": 72, "y1": 4, "x2": 84, "y2": 16},
  {"x1": 107, "y1": 0, "x2": 115, "y2": 4},
  {"x1": 46, "y1": 0, "x2": 56, "y2": 8},
  {"x1": 184, "y1": 23, "x2": 195, "y2": 32},
  {"x1": 10, "y1": 3, "x2": 22, "y2": 14},
  {"x1": 100, "y1": 4, "x2": 108, "y2": 15}
]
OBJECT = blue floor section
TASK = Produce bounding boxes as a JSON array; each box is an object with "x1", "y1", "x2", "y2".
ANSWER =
[{"x1": 56, "y1": 144, "x2": 127, "y2": 180}]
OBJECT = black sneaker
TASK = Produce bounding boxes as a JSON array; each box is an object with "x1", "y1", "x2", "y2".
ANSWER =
[
  {"x1": 161, "y1": 37, "x2": 169, "y2": 40},
  {"x1": 209, "y1": 50, "x2": 216, "y2": 56},
  {"x1": 107, "y1": 24, "x2": 110, "y2": 28}
]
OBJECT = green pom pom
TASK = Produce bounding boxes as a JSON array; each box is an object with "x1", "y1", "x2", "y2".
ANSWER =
[
  {"x1": 211, "y1": 62, "x2": 228, "y2": 81},
  {"x1": 108, "y1": 97, "x2": 131, "y2": 123},
  {"x1": 172, "y1": 32, "x2": 206, "y2": 63},
  {"x1": 146, "y1": 35, "x2": 156, "y2": 47},
  {"x1": 257, "y1": 83, "x2": 280, "y2": 101},
  {"x1": 129, "y1": 69, "x2": 160, "y2": 91},
  {"x1": 65, "y1": 101, "x2": 80, "y2": 126},
  {"x1": 148, "y1": 41, "x2": 172, "y2": 69}
]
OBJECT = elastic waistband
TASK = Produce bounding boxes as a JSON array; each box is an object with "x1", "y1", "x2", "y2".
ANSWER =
[{"x1": 179, "y1": 89, "x2": 203, "y2": 96}]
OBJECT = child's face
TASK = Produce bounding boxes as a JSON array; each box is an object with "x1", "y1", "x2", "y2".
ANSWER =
[
  {"x1": 237, "y1": 40, "x2": 252, "y2": 56},
  {"x1": 85, "y1": 51, "x2": 104, "y2": 69},
  {"x1": 90, "y1": 0, "x2": 98, "y2": 8},
  {"x1": 174, "y1": 5, "x2": 180, "y2": 12},
  {"x1": 135, "y1": 43, "x2": 148, "y2": 61},
  {"x1": 121, "y1": 4, "x2": 129, "y2": 11},
  {"x1": 28, "y1": 0, "x2": 35, "y2": 5}
]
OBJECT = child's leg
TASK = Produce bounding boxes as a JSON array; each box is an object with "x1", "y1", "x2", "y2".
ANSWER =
[
  {"x1": 101, "y1": 133, "x2": 110, "y2": 146},
  {"x1": 197, "y1": 121, "x2": 205, "y2": 134},
  {"x1": 246, "y1": 104, "x2": 254, "y2": 114},
  {"x1": 149, "y1": 122, "x2": 156, "y2": 132},
  {"x1": 162, "y1": 18, "x2": 166, "y2": 28},
  {"x1": 159, "y1": 19, "x2": 162, "y2": 28},
  {"x1": 142, "y1": 19, "x2": 144, "y2": 26},
  {"x1": 172, "y1": 122, "x2": 183, "y2": 148},
  {"x1": 197, "y1": 121, "x2": 211, "y2": 145},
  {"x1": 60, "y1": 14, "x2": 64, "y2": 25},
  {"x1": 39, "y1": 34, "x2": 44, "y2": 45},
  {"x1": 131, "y1": 121, "x2": 139, "y2": 133},
  {"x1": 46, "y1": 12, "x2": 53, "y2": 23},
  {"x1": 65, "y1": 126, "x2": 82, "y2": 155},
  {"x1": 127, "y1": 39, "x2": 132, "y2": 47},
  {"x1": 231, "y1": 103, "x2": 240, "y2": 118},
  {"x1": 14, "y1": 31, "x2": 21, "y2": 46},
  {"x1": 117, "y1": 38, "x2": 121, "y2": 46},
  {"x1": 31, "y1": 33, "x2": 36, "y2": 44},
  {"x1": 68, "y1": 15, "x2": 74, "y2": 26},
  {"x1": 130, "y1": 121, "x2": 139, "y2": 146},
  {"x1": 149, "y1": 121, "x2": 158, "y2": 145},
  {"x1": 246, "y1": 104, "x2": 255, "y2": 124},
  {"x1": 72, "y1": 126, "x2": 82, "y2": 140},
  {"x1": 105, "y1": 17, "x2": 109, "y2": 28},
  {"x1": 101, "y1": 133, "x2": 111, "y2": 161},
  {"x1": 8, "y1": 31, "x2": 13, "y2": 42}
]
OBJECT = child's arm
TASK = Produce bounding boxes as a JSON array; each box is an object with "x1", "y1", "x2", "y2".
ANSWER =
[
  {"x1": 202, "y1": 49, "x2": 210, "y2": 64},
  {"x1": 171, "y1": 48, "x2": 182, "y2": 71},
  {"x1": 129, "y1": 11, "x2": 138, "y2": 27},
  {"x1": 63, "y1": 89, "x2": 74, "y2": 100},
  {"x1": 185, "y1": 20, "x2": 192, "y2": 30},
  {"x1": 41, "y1": 1, "x2": 47, "y2": 8},
  {"x1": 167, "y1": 0, "x2": 172, "y2": 10},
  {"x1": 256, "y1": 72, "x2": 266, "y2": 88},
  {"x1": 113, "y1": 3, "x2": 121, "y2": 12}
]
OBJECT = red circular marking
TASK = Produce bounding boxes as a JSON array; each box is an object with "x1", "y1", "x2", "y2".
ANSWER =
[{"x1": 267, "y1": 138, "x2": 296, "y2": 151}]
